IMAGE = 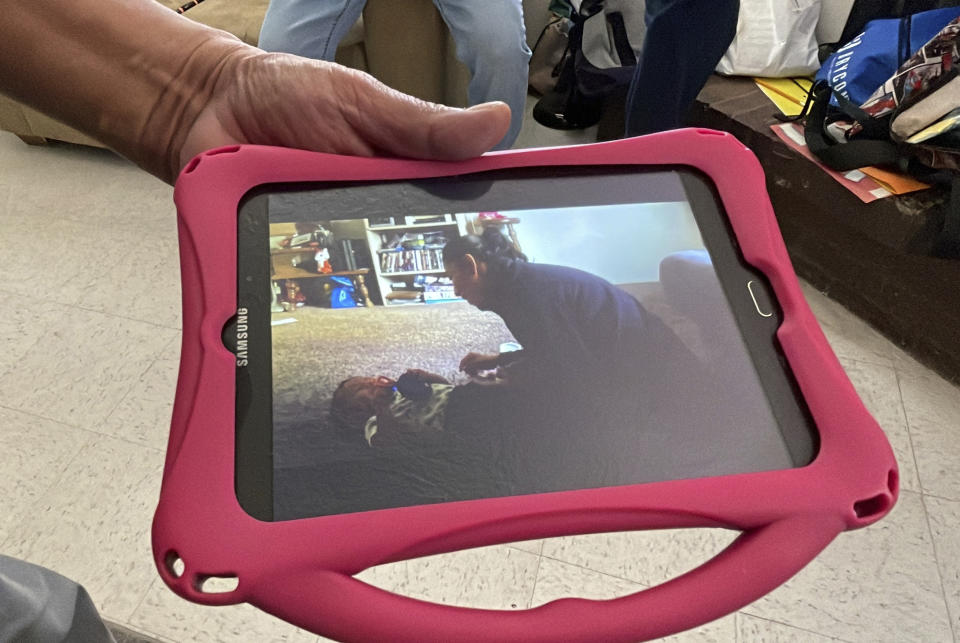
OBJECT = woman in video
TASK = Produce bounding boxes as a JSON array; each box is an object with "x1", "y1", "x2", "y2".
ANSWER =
[
  {"x1": 443, "y1": 228, "x2": 656, "y2": 412},
  {"x1": 440, "y1": 227, "x2": 685, "y2": 483},
  {"x1": 328, "y1": 229, "x2": 696, "y2": 496}
]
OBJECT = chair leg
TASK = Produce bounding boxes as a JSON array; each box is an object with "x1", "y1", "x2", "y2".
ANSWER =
[{"x1": 17, "y1": 134, "x2": 49, "y2": 146}]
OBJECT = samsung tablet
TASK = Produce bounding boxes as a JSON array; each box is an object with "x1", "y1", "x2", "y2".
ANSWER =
[{"x1": 155, "y1": 130, "x2": 897, "y2": 643}]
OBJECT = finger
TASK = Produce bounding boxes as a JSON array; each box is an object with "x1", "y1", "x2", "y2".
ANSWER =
[{"x1": 347, "y1": 72, "x2": 512, "y2": 159}]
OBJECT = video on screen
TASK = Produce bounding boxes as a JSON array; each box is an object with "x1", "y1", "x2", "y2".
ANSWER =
[{"x1": 265, "y1": 201, "x2": 789, "y2": 520}]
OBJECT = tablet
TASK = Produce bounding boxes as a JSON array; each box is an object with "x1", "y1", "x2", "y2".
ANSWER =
[{"x1": 155, "y1": 130, "x2": 898, "y2": 643}]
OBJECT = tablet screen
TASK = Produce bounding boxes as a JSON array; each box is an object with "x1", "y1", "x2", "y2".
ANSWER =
[{"x1": 234, "y1": 167, "x2": 817, "y2": 521}]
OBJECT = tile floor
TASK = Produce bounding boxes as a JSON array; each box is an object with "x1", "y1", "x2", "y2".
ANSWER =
[{"x1": 1, "y1": 99, "x2": 959, "y2": 642}]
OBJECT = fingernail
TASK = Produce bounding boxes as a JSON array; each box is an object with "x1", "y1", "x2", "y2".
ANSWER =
[{"x1": 467, "y1": 102, "x2": 508, "y2": 114}]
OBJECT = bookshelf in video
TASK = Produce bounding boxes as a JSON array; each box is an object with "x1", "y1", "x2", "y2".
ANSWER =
[{"x1": 365, "y1": 214, "x2": 469, "y2": 305}]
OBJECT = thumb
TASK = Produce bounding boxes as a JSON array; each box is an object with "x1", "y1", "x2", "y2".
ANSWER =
[{"x1": 348, "y1": 74, "x2": 512, "y2": 159}]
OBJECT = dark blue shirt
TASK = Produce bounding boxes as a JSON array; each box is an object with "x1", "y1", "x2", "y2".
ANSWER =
[{"x1": 483, "y1": 257, "x2": 649, "y2": 392}]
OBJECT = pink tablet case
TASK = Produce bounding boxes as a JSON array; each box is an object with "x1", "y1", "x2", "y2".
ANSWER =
[{"x1": 155, "y1": 130, "x2": 898, "y2": 642}]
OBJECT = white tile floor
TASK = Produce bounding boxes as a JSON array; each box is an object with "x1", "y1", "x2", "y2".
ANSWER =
[{"x1": 1, "y1": 102, "x2": 959, "y2": 642}]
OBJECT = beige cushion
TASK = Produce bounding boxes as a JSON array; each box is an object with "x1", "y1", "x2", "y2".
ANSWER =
[{"x1": 156, "y1": 0, "x2": 271, "y2": 46}]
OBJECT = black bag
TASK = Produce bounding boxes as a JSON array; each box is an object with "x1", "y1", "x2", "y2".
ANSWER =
[
  {"x1": 574, "y1": 0, "x2": 643, "y2": 98},
  {"x1": 532, "y1": 13, "x2": 604, "y2": 129},
  {"x1": 533, "y1": 0, "x2": 644, "y2": 130},
  {"x1": 528, "y1": 15, "x2": 571, "y2": 96}
]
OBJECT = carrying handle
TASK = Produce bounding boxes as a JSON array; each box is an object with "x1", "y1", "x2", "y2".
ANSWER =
[{"x1": 253, "y1": 515, "x2": 842, "y2": 643}]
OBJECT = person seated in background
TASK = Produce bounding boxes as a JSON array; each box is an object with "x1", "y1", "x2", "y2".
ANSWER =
[
  {"x1": 259, "y1": 0, "x2": 532, "y2": 149},
  {"x1": 625, "y1": 0, "x2": 740, "y2": 136}
]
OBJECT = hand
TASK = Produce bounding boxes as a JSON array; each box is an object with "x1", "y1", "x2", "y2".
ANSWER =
[
  {"x1": 402, "y1": 368, "x2": 450, "y2": 385},
  {"x1": 459, "y1": 352, "x2": 500, "y2": 376},
  {"x1": 176, "y1": 50, "x2": 511, "y2": 183},
  {"x1": 2, "y1": 1, "x2": 511, "y2": 184}
]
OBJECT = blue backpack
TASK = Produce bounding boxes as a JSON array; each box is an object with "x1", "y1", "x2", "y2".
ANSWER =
[
  {"x1": 803, "y1": 11, "x2": 960, "y2": 259},
  {"x1": 816, "y1": 7, "x2": 960, "y2": 105}
]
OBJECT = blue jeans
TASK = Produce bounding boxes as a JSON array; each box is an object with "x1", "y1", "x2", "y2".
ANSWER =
[
  {"x1": 625, "y1": 0, "x2": 740, "y2": 136},
  {"x1": 259, "y1": 0, "x2": 531, "y2": 149}
]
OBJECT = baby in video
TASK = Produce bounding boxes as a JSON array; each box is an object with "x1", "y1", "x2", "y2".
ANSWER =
[{"x1": 330, "y1": 369, "x2": 455, "y2": 446}]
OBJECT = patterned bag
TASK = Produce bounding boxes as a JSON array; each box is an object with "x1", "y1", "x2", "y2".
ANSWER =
[
  {"x1": 859, "y1": 16, "x2": 960, "y2": 168},
  {"x1": 803, "y1": 15, "x2": 960, "y2": 257},
  {"x1": 806, "y1": 15, "x2": 960, "y2": 168}
]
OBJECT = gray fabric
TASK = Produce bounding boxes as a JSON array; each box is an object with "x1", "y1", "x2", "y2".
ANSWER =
[
  {"x1": 0, "y1": 556, "x2": 114, "y2": 643},
  {"x1": 581, "y1": 0, "x2": 646, "y2": 70}
]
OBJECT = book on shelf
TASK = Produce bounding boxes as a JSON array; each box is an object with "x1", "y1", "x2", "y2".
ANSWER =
[
  {"x1": 422, "y1": 277, "x2": 456, "y2": 301},
  {"x1": 422, "y1": 289, "x2": 457, "y2": 301},
  {"x1": 379, "y1": 247, "x2": 445, "y2": 274},
  {"x1": 380, "y1": 275, "x2": 458, "y2": 304}
]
